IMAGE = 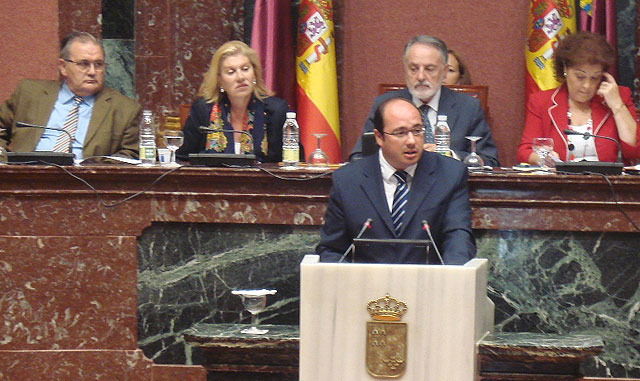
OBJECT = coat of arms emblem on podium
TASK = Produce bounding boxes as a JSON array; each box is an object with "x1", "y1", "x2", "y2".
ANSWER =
[{"x1": 366, "y1": 294, "x2": 408, "y2": 378}]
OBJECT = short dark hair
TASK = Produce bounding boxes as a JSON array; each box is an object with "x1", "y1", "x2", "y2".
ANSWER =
[
  {"x1": 553, "y1": 31, "x2": 615, "y2": 81},
  {"x1": 448, "y1": 49, "x2": 472, "y2": 85},
  {"x1": 60, "y1": 31, "x2": 103, "y2": 59},
  {"x1": 373, "y1": 97, "x2": 417, "y2": 135}
]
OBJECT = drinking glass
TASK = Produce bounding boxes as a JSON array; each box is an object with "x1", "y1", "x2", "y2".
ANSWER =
[
  {"x1": 163, "y1": 130, "x2": 184, "y2": 166},
  {"x1": 463, "y1": 136, "x2": 484, "y2": 169},
  {"x1": 307, "y1": 133, "x2": 329, "y2": 168},
  {"x1": 232, "y1": 289, "x2": 277, "y2": 334},
  {"x1": 532, "y1": 137, "x2": 554, "y2": 169}
]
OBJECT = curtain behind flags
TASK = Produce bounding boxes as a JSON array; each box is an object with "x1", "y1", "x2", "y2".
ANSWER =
[
  {"x1": 579, "y1": 0, "x2": 617, "y2": 78},
  {"x1": 295, "y1": 0, "x2": 341, "y2": 163},
  {"x1": 525, "y1": 0, "x2": 576, "y2": 100},
  {"x1": 250, "y1": 0, "x2": 296, "y2": 110}
]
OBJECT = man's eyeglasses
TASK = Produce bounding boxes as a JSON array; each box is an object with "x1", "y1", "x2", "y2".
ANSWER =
[
  {"x1": 63, "y1": 59, "x2": 106, "y2": 72},
  {"x1": 383, "y1": 128, "x2": 425, "y2": 139}
]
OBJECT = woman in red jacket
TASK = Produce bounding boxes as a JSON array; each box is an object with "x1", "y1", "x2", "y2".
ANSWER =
[{"x1": 517, "y1": 32, "x2": 640, "y2": 165}]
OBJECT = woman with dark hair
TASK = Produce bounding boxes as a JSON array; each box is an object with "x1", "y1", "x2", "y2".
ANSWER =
[
  {"x1": 177, "y1": 40, "x2": 289, "y2": 162},
  {"x1": 443, "y1": 49, "x2": 472, "y2": 86},
  {"x1": 517, "y1": 31, "x2": 640, "y2": 164}
]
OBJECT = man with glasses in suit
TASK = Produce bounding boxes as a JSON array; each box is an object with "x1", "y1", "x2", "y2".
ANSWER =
[
  {"x1": 0, "y1": 31, "x2": 141, "y2": 160},
  {"x1": 317, "y1": 97, "x2": 476, "y2": 264}
]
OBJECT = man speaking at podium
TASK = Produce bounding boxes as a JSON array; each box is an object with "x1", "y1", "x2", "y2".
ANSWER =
[
  {"x1": 317, "y1": 97, "x2": 476, "y2": 265},
  {"x1": 0, "y1": 32, "x2": 141, "y2": 160}
]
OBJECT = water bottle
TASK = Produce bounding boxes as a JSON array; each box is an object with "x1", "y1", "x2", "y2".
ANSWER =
[
  {"x1": 139, "y1": 109, "x2": 157, "y2": 165},
  {"x1": 282, "y1": 112, "x2": 300, "y2": 168},
  {"x1": 434, "y1": 115, "x2": 451, "y2": 157}
]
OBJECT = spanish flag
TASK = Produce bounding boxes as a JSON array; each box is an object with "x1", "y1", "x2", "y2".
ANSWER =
[
  {"x1": 296, "y1": 0, "x2": 341, "y2": 163},
  {"x1": 526, "y1": 0, "x2": 576, "y2": 100}
]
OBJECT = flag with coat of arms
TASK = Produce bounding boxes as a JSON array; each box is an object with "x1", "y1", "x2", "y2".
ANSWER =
[
  {"x1": 525, "y1": 0, "x2": 576, "y2": 100},
  {"x1": 295, "y1": 0, "x2": 341, "y2": 163}
]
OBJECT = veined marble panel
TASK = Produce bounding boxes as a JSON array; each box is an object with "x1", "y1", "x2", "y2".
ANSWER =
[
  {"x1": 104, "y1": 39, "x2": 135, "y2": 100},
  {"x1": 136, "y1": 226, "x2": 639, "y2": 377},
  {"x1": 476, "y1": 229, "x2": 640, "y2": 378},
  {"x1": 137, "y1": 222, "x2": 318, "y2": 364},
  {"x1": 616, "y1": 0, "x2": 636, "y2": 90}
]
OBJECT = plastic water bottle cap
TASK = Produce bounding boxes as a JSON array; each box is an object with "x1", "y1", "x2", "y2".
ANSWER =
[
  {"x1": 437, "y1": 115, "x2": 447, "y2": 121},
  {"x1": 286, "y1": 112, "x2": 296, "y2": 119}
]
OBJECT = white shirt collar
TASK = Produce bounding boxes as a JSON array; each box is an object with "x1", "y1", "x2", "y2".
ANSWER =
[
  {"x1": 411, "y1": 86, "x2": 441, "y2": 113},
  {"x1": 378, "y1": 150, "x2": 417, "y2": 183}
]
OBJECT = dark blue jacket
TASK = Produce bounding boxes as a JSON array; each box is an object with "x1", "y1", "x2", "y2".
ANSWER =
[{"x1": 317, "y1": 152, "x2": 476, "y2": 265}]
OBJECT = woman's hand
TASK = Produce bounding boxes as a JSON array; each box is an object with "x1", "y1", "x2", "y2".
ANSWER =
[
  {"x1": 597, "y1": 71, "x2": 638, "y2": 147},
  {"x1": 597, "y1": 72, "x2": 624, "y2": 111}
]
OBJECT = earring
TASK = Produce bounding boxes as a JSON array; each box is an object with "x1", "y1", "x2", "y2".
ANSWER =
[
  {"x1": 563, "y1": 71, "x2": 567, "y2": 77},
  {"x1": 252, "y1": 79, "x2": 257, "y2": 85},
  {"x1": 220, "y1": 87, "x2": 225, "y2": 93}
]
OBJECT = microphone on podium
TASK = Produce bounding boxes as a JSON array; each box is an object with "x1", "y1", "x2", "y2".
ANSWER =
[
  {"x1": 7, "y1": 122, "x2": 76, "y2": 165},
  {"x1": 16, "y1": 121, "x2": 75, "y2": 154},
  {"x1": 199, "y1": 126, "x2": 255, "y2": 153},
  {"x1": 421, "y1": 220, "x2": 444, "y2": 265},
  {"x1": 563, "y1": 128, "x2": 622, "y2": 163},
  {"x1": 189, "y1": 126, "x2": 257, "y2": 167},
  {"x1": 338, "y1": 218, "x2": 372, "y2": 263}
]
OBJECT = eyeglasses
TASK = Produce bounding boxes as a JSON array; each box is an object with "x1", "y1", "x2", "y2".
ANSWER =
[
  {"x1": 383, "y1": 128, "x2": 425, "y2": 139},
  {"x1": 63, "y1": 58, "x2": 106, "y2": 72}
]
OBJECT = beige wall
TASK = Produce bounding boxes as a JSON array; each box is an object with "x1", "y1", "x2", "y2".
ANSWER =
[
  {"x1": 339, "y1": 1, "x2": 528, "y2": 166},
  {"x1": 0, "y1": 1, "x2": 59, "y2": 101}
]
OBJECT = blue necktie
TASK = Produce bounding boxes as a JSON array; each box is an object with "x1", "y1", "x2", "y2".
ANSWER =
[
  {"x1": 391, "y1": 171, "x2": 409, "y2": 234},
  {"x1": 419, "y1": 104, "x2": 433, "y2": 144}
]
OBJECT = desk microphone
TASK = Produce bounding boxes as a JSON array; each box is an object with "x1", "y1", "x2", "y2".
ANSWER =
[
  {"x1": 199, "y1": 126, "x2": 254, "y2": 153},
  {"x1": 563, "y1": 129, "x2": 622, "y2": 163},
  {"x1": 338, "y1": 218, "x2": 372, "y2": 263},
  {"x1": 16, "y1": 121, "x2": 75, "y2": 154},
  {"x1": 421, "y1": 220, "x2": 444, "y2": 265}
]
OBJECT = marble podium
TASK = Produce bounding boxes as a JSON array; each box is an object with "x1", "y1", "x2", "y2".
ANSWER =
[
  {"x1": 300, "y1": 255, "x2": 494, "y2": 380},
  {"x1": 1, "y1": 165, "x2": 639, "y2": 377}
]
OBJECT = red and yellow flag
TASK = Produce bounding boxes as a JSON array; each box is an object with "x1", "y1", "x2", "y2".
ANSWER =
[
  {"x1": 296, "y1": 0, "x2": 341, "y2": 163},
  {"x1": 526, "y1": 0, "x2": 576, "y2": 100}
]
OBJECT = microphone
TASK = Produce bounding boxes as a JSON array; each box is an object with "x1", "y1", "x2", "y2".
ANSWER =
[
  {"x1": 338, "y1": 218, "x2": 372, "y2": 263},
  {"x1": 8, "y1": 122, "x2": 75, "y2": 165},
  {"x1": 199, "y1": 126, "x2": 254, "y2": 153},
  {"x1": 563, "y1": 129, "x2": 622, "y2": 163},
  {"x1": 16, "y1": 121, "x2": 75, "y2": 154},
  {"x1": 421, "y1": 220, "x2": 444, "y2": 265}
]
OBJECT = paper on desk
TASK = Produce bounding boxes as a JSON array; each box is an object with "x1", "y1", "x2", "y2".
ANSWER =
[
  {"x1": 232, "y1": 289, "x2": 277, "y2": 296},
  {"x1": 78, "y1": 155, "x2": 141, "y2": 165}
]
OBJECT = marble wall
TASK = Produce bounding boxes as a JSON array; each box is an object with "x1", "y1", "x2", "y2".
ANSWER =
[
  {"x1": 134, "y1": 0, "x2": 245, "y2": 119},
  {"x1": 137, "y1": 223, "x2": 640, "y2": 377},
  {"x1": 478, "y1": 229, "x2": 640, "y2": 378},
  {"x1": 616, "y1": 0, "x2": 637, "y2": 90},
  {"x1": 137, "y1": 222, "x2": 317, "y2": 364}
]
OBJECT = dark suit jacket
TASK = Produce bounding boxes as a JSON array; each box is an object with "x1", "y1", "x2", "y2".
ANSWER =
[
  {"x1": 177, "y1": 95, "x2": 291, "y2": 163},
  {"x1": 0, "y1": 79, "x2": 141, "y2": 158},
  {"x1": 316, "y1": 152, "x2": 476, "y2": 265},
  {"x1": 350, "y1": 87, "x2": 500, "y2": 167}
]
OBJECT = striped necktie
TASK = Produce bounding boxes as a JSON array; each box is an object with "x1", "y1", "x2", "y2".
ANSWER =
[
  {"x1": 391, "y1": 171, "x2": 409, "y2": 234},
  {"x1": 53, "y1": 96, "x2": 83, "y2": 153},
  {"x1": 419, "y1": 104, "x2": 433, "y2": 144}
]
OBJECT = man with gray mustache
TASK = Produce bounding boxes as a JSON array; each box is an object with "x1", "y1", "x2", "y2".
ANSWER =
[{"x1": 350, "y1": 35, "x2": 499, "y2": 167}]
